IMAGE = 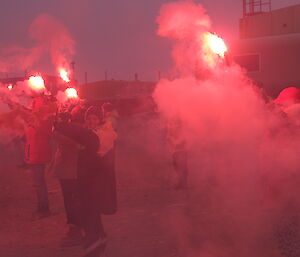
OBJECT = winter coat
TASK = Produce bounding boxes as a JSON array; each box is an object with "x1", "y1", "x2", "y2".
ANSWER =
[
  {"x1": 95, "y1": 142, "x2": 117, "y2": 215},
  {"x1": 92, "y1": 121, "x2": 117, "y2": 214},
  {"x1": 52, "y1": 131, "x2": 80, "y2": 180},
  {"x1": 54, "y1": 121, "x2": 117, "y2": 215},
  {"x1": 25, "y1": 96, "x2": 54, "y2": 164}
]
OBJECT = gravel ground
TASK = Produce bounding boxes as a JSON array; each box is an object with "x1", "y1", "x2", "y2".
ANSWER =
[{"x1": 0, "y1": 115, "x2": 298, "y2": 257}]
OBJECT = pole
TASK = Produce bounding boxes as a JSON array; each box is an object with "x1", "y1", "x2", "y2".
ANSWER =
[
  {"x1": 71, "y1": 61, "x2": 75, "y2": 80},
  {"x1": 243, "y1": 0, "x2": 247, "y2": 17},
  {"x1": 249, "y1": 0, "x2": 254, "y2": 14},
  {"x1": 85, "y1": 72, "x2": 88, "y2": 85}
]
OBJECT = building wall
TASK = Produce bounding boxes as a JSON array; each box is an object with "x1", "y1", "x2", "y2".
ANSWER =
[
  {"x1": 230, "y1": 33, "x2": 300, "y2": 97},
  {"x1": 79, "y1": 80, "x2": 155, "y2": 100},
  {"x1": 240, "y1": 4, "x2": 300, "y2": 39},
  {"x1": 234, "y1": 4, "x2": 300, "y2": 97}
]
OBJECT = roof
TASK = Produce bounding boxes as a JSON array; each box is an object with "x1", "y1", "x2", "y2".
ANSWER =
[{"x1": 79, "y1": 80, "x2": 156, "y2": 100}]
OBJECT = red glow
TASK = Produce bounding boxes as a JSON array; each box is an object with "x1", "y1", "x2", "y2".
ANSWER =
[
  {"x1": 201, "y1": 32, "x2": 228, "y2": 68},
  {"x1": 65, "y1": 87, "x2": 78, "y2": 98},
  {"x1": 28, "y1": 75, "x2": 45, "y2": 91},
  {"x1": 59, "y1": 68, "x2": 71, "y2": 83},
  {"x1": 205, "y1": 33, "x2": 227, "y2": 57},
  {"x1": 274, "y1": 87, "x2": 300, "y2": 106}
]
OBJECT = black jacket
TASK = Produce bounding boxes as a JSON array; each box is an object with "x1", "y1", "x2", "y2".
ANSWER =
[{"x1": 54, "y1": 121, "x2": 117, "y2": 215}]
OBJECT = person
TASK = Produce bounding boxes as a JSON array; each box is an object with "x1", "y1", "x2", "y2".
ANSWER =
[
  {"x1": 167, "y1": 116, "x2": 189, "y2": 190},
  {"x1": 54, "y1": 120, "x2": 101, "y2": 256},
  {"x1": 51, "y1": 112, "x2": 82, "y2": 247},
  {"x1": 86, "y1": 106, "x2": 117, "y2": 216},
  {"x1": 101, "y1": 102, "x2": 119, "y2": 130},
  {"x1": 54, "y1": 105, "x2": 117, "y2": 257},
  {"x1": 70, "y1": 99, "x2": 87, "y2": 124},
  {"x1": 25, "y1": 94, "x2": 56, "y2": 220}
]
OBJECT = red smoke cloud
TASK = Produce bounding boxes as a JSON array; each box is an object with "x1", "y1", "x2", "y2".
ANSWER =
[
  {"x1": 157, "y1": 1, "x2": 211, "y2": 39},
  {"x1": 0, "y1": 14, "x2": 75, "y2": 74},
  {"x1": 29, "y1": 14, "x2": 75, "y2": 72},
  {"x1": 154, "y1": 1, "x2": 300, "y2": 256},
  {"x1": 157, "y1": 1, "x2": 222, "y2": 76},
  {"x1": 0, "y1": 14, "x2": 75, "y2": 139}
]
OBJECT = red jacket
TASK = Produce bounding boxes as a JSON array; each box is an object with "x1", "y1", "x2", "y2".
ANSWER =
[{"x1": 25, "y1": 96, "x2": 54, "y2": 164}]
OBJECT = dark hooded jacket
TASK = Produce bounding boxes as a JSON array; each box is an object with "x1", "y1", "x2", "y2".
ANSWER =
[{"x1": 54, "y1": 121, "x2": 117, "y2": 214}]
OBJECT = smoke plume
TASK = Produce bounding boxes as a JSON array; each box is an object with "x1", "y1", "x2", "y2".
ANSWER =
[
  {"x1": 154, "y1": 1, "x2": 300, "y2": 256},
  {"x1": 0, "y1": 14, "x2": 75, "y2": 73},
  {"x1": 29, "y1": 14, "x2": 75, "y2": 71}
]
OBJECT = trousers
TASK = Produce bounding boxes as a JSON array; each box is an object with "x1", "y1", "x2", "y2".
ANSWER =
[
  {"x1": 60, "y1": 179, "x2": 80, "y2": 226},
  {"x1": 31, "y1": 164, "x2": 49, "y2": 212}
]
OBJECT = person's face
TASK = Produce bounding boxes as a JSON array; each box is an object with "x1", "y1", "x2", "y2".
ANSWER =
[{"x1": 85, "y1": 114, "x2": 100, "y2": 130}]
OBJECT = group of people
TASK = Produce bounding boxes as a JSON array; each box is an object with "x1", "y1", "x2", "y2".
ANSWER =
[
  {"x1": 23, "y1": 92, "x2": 118, "y2": 257},
  {"x1": 13, "y1": 84, "x2": 191, "y2": 257}
]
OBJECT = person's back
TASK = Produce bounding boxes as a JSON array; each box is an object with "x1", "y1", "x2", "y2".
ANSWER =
[
  {"x1": 25, "y1": 95, "x2": 56, "y2": 220},
  {"x1": 25, "y1": 96, "x2": 53, "y2": 165}
]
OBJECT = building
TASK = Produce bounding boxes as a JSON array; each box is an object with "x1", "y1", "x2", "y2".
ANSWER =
[
  {"x1": 79, "y1": 80, "x2": 156, "y2": 116},
  {"x1": 230, "y1": 2, "x2": 300, "y2": 97}
]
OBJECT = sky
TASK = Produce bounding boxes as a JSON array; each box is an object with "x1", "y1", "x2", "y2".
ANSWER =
[{"x1": 0, "y1": 0, "x2": 300, "y2": 83}]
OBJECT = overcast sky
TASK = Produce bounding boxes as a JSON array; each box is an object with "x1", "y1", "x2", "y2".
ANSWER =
[{"x1": 0, "y1": 0, "x2": 300, "y2": 83}]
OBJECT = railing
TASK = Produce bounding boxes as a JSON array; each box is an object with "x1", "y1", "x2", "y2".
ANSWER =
[{"x1": 243, "y1": 0, "x2": 271, "y2": 17}]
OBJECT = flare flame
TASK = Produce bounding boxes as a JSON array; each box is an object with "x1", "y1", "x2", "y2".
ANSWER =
[
  {"x1": 59, "y1": 68, "x2": 71, "y2": 83},
  {"x1": 28, "y1": 75, "x2": 45, "y2": 91}
]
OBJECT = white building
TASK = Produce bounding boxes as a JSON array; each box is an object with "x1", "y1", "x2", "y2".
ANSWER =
[{"x1": 230, "y1": 3, "x2": 300, "y2": 97}]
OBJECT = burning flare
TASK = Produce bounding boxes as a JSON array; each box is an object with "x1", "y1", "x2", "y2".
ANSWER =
[
  {"x1": 65, "y1": 87, "x2": 78, "y2": 99},
  {"x1": 200, "y1": 32, "x2": 228, "y2": 68},
  {"x1": 204, "y1": 32, "x2": 227, "y2": 58},
  {"x1": 59, "y1": 68, "x2": 71, "y2": 83},
  {"x1": 28, "y1": 75, "x2": 45, "y2": 91}
]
